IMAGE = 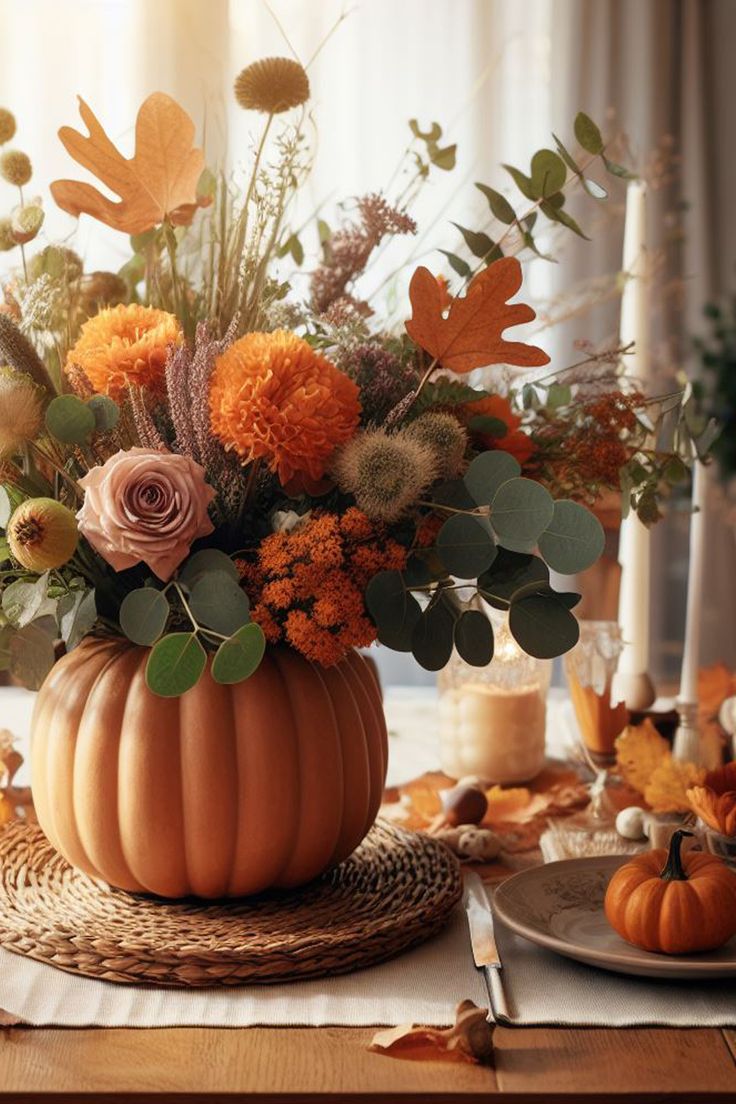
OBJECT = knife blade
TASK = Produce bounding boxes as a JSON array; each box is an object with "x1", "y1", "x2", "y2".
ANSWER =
[
  {"x1": 463, "y1": 871, "x2": 510, "y2": 1022},
  {"x1": 463, "y1": 871, "x2": 500, "y2": 968}
]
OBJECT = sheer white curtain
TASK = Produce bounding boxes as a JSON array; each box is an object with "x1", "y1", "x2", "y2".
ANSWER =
[{"x1": 2, "y1": 0, "x2": 734, "y2": 685}]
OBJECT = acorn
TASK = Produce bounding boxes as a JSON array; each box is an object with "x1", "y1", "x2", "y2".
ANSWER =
[
  {"x1": 7, "y1": 498, "x2": 78, "y2": 571},
  {"x1": 440, "y1": 783, "x2": 489, "y2": 827}
]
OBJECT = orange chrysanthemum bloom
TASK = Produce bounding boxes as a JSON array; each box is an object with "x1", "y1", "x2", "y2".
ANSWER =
[
  {"x1": 461, "y1": 393, "x2": 535, "y2": 466},
  {"x1": 65, "y1": 304, "x2": 181, "y2": 400},
  {"x1": 209, "y1": 330, "x2": 360, "y2": 485}
]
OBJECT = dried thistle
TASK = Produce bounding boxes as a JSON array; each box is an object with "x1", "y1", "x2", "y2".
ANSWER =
[
  {"x1": 332, "y1": 428, "x2": 436, "y2": 522},
  {"x1": 234, "y1": 58, "x2": 310, "y2": 114},
  {"x1": 404, "y1": 412, "x2": 467, "y2": 478},
  {"x1": 0, "y1": 369, "x2": 43, "y2": 456},
  {"x1": 0, "y1": 109, "x2": 16, "y2": 146},
  {"x1": 0, "y1": 150, "x2": 31, "y2": 187}
]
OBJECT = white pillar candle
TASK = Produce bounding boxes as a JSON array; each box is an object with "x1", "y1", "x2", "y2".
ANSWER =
[
  {"x1": 614, "y1": 181, "x2": 653, "y2": 704},
  {"x1": 679, "y1": 459, "x2": 707, "y2": 705}
]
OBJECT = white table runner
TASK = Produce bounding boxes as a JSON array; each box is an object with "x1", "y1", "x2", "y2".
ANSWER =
[
  {"x1": 488, "y1": 918, "x2": 736, "y2": 1027},
  {"x1": 0, "y1": 903, "x2": 488, "y2": 1027}
]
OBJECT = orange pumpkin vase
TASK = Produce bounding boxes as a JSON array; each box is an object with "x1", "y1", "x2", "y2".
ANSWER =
[
  {"x1": 30, "y1": 637, "x2": 387, "y2": 899},
  {"x1": 604, "y1": 830, "x2": 736, "y2": 954}
]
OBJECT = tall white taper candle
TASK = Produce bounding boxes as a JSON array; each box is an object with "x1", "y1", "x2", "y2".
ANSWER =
[
  {"x1": 671, "y1": 458, "x2": 708, "y2": 762},
  {"x1": 612, "y1": 181, "x2": 655, "y2": 711}
]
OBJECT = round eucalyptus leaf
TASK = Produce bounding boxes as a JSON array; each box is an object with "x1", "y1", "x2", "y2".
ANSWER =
[
  {"x1": 366, "y1": 570, "x2": 408, "y2": 635},
  {"x1": 490, "y1": 477, "x2": 555, "y2": 551},
  {"x1": 87, "y1": 394, "x2": 120, "y2": 433},
  {"x1": 211, "y1": 623, "x2": 266, "y2": 685},
  {"x1": 454, "y1": 609, "x2": 494, "y2": 666},
  {"x1": 146, "y1": 632, "x2": 206, "y2": 697},
  {"x1": 188, "y1": 571, "x2": 251, "y2": 635},
  {"x1": 119, "y1": 587, "x2": 170, "y2": 645},
  {"x1": 436, "y1": 514, "x2": 497, "y2": 579},
  {"x1": 178, "y1": 548, "x2": 239, "y2": 585},
  {"x1": 432, "y1": 478, "x2": 476, "y2": 510},
  {"x1": 377, "y1": 592, "x2": 422, "y2": 652},
  {"x1": 478, "y1": 548, "x2": 550, "y2": 609},
  {"x1": 464, "y1": 451, "x2": 521, "y2": 506},
  {"x1": 530, "y1": 149, "x2": 567, "y2": 197},
  {"x1": 45, "y1": 394, "x2": 96, "y2": 445},
  {"x1": 508, "y1": 591, "x2": 579, "y2": 659},
  {"x1": 537, "y1": 500, "x2": 605, "y2": 575},
  {"x1": 411, "y1": 598, "x2": 455, "y2": 671},
  {"x1": 402, "y1": 555, "x2": 432, "y2": 588}
]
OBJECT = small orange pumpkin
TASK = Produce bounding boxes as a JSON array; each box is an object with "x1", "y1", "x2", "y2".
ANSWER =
[
  {"x1": 604, "y1": 830, "x2": 736, "y2": 954},
  {"x1": 31, "y1": 637, "x2": 387, "y2": 899}
]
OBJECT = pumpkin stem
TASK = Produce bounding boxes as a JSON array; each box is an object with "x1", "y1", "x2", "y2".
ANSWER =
[{"x1": 660, "y1": 829, "x2": 694, "y2": 881}]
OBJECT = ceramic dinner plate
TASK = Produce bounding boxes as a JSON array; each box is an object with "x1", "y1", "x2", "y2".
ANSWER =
[{"x1": 493, "y1": 855, "x2": 736, "y2": 980}]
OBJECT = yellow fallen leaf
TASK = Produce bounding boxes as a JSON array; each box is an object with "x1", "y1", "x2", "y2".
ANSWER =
[
  {"x1": 615, "y1": 718, "x2": 670, "y2": 795},
  {"x1": 51, "y1": 93, "x2": 208, "y2": 234},
  {"x1": 645, "y1": 759, "x2": 706, "y2": 813},
  {"x1": 698, "y1": 662, "x2": 736, "y2": 719}
]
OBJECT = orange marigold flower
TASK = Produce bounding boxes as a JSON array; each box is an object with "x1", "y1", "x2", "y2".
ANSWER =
[
  {"x1": 246, "y1": 509, "x2": 407, "y2": 666},
  {"x1": 209, "y1": 330, "x2": 360, "y2": 485},
  {"x1": 462, "y1": 394, "x2": 535, "y2": 466},
  {"x1": 339, "y1": 506, "x2": 374, "y2": 541},
  {"x1": 65, "y1": 304, "x2": 181, "y2": 400}
]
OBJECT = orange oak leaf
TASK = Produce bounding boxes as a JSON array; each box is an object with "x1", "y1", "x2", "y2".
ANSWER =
[
  {"x1": 51, "y1": 93, "x2": 208, "y2": 235},
  {"x1": 405, "y1": 257, "x2": 549, "y2": 374}
]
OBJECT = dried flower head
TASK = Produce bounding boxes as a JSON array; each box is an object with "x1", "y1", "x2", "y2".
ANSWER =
[
  {"x1": 10, "y1": 201, "x2": 43, "y2": 245},
  {"x1": 0, "y1": 219, "x2": 15, "y2": 253},
  {"x1": 65, "y1": 304, "x2": 182, "y2": 400},
  {"x1": 312, "y1": 194, "x2": 416, "y2": 315},
  {"x1": 0, "y1": 369, "x2": 43, "y2": 456},
  {"x1": 28, "y1": 245, "x2": 83, "y2": 284},
  {"x1": 8, "y1": 498, "x2": 78, "y2": 572},
  {"x1": 0, "y1": 109, "x2": 16, "y2": 146},
  {"x1": 341, "y1": 341, "x2": 420, "y2": 425},
  {"x1": 0, "y1": 150, "x2": 31, "y2": 187},
  {"x1": 332, "y1": 428, "x2": 437, "y2": 522},
  {"x1": 79, "y1": 271, "x2": 128, "y2": 313},
  {"x1": 404, "y1": 412, "x2": 467, "y2": 478},
  {"x1": 234, "y1": 57, "x2": 310, "y2": 114},
  {"x1": 209, "y1": 330, "x2": 360, "y2": 484}
]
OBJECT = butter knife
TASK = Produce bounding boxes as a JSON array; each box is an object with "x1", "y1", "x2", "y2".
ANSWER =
[{"x1": 463, "y1": 871, "x2": 510, "y2": 1022}]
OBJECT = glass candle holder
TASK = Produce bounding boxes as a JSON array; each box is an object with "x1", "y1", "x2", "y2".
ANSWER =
[
  {"x1": 438, "y1": 619, "x2": 551, "y2": 784},
  {"x1": 564, "y1": 620, "x2": 628, "y2": 766}
]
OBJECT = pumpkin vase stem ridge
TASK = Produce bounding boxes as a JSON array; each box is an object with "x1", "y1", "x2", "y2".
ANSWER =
[{"x1": 30, "y1": 638, "x2": 388, "y2": 899}]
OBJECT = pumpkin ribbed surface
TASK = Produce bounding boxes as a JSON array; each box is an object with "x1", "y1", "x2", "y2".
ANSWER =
[{"x1": 30, "y1": 638, "x2": 387, "y2": 899}]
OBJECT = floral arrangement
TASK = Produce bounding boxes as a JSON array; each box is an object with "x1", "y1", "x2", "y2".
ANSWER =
[{"x1": 0, "y1": 59, "x2": 709, "y2": 696}]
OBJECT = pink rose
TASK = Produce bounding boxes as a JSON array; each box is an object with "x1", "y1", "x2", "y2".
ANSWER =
[{"x1": 77, "y1": 447, "x2": 216, "y2": 581}]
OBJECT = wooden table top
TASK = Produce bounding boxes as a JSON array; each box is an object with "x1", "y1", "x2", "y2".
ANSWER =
[{"x1": 2, "y1": 1024, "x2": 735, "y2": 1101}]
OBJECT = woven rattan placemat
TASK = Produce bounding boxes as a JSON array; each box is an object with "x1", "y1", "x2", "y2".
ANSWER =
[{"x1": 0, "y1": 820, "x2": 462, "y2": 987}]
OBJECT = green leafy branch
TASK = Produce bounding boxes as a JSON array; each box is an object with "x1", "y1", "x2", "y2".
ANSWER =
[
  {"x1": 366, "y1": 451, "x2": 603, "y2": 670},
  {"x1": 118, "y1": 548, "x2": 265, "y2": 697},
  {"x1": 440, "y1": 112, "x2": 637, "y2": 281}
]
